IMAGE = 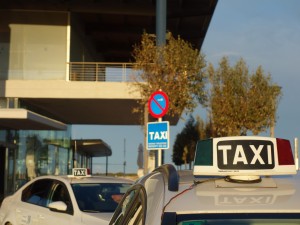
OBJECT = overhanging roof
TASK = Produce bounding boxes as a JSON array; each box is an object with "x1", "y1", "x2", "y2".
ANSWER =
[
  {"x1": 72, "y1": 139, "x2": 112, "y2": 157},
  {"x1": 21, "y1": 98, "x2": 141, "y2": 125},
  {"x1": 0, "y1": 108, "x2": 67, "y2": 130},
  {"x1": 2, "y1": 80, "x2": 179, "y2": 127},
  {"x1": 0, "y1": 0, "x2": 218, "y2": 62},
  {"x1": 0, "y1": 0, "x2": 218, "y2": 128},
  {"x1": 20, "y1": 98, "x2": 179, "y2": 126}
]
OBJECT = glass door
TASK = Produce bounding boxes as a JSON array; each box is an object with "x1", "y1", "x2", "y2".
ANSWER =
[
  {"x1": 0, "y1": 146, "x2": 17, "y2": 200},
  {"x1": 7, "y1": 148, "x2": 16, "y2": 194}
]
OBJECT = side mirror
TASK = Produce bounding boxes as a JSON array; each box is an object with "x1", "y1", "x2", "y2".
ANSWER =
[{"x1": 48, "y1": 201, "x2": 67, "y2": 212}]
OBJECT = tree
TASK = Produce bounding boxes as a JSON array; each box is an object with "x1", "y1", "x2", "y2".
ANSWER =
[
  {"x1": 172, "y1": 132, "x2": 185, "y2": 167},
  {"x1": 131, "y1": 32, "x2": 207, "y2": 120},
  {"x1": 207, "y1": 57, "x2": 282, "y2": 136},
  {"x1": 172, "y1": 115, "x2": 203, "y2": 169},
  {"x1": 172, "y1": 114, "x2": 214, "y2": 168}
]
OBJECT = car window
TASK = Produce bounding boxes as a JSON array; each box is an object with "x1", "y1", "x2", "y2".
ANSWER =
[
  {"x1": 72, "y1": 183, "x2": 132, "y2": 213},
  {"x1": 109, "y1": 184, "x2": 147, "y2": 225},
  {"x1": 22, "y1": 179, "x2": 53, "y2": 207},
  {"x1": 50, "y1": 181, "x2": 74, "y2": 214}
]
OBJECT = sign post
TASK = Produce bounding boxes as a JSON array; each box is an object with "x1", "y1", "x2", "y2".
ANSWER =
[{"x1": 147, "y1": 90, "x2": 169, "y2": 167}]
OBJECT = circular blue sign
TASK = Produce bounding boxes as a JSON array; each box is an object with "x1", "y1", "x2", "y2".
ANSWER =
[{"x1": 148, "y1": 91, "x2": 169, "y2": 118}]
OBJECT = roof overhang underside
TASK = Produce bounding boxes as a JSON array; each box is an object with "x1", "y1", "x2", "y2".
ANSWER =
[
  {"x1": 72, "y1": 139, "x2": 112, "y2": 157},
  {"x1": 19, "y1": 98, "x2": 179, "y2": 126},
  {"x1": 0, "y1": 0, "x2": 218, "y2": 62},
  {"x1": 0, "y1": 108, "x2": 67, "y2": 130}
]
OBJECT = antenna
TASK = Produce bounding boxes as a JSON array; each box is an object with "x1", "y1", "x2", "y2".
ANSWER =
[
  {"x1": 123, "y1": 138, "x2": 126, "y2": 175},
  {"x1": 295, "y1": 137, "x2": 299, "y2": 170}
]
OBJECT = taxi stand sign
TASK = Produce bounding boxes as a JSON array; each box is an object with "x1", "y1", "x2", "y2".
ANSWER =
[
  {"x1": 193, "y1": 136, "x2": 297, "y2": 177},
  {"x1": 147, "y1": 121, "x2": 170, "y2": 150}
]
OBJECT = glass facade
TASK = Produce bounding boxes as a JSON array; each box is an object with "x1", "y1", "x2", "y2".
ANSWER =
[
  {"x1": 16, "y1": 129, "x2": 72, "y2": 180},
  {"x1": 0, "y1": 8, "x2": 101, "y2": 200},
  {"x1": 0, "y1": 128, "x2": 93, "y2": 199}
]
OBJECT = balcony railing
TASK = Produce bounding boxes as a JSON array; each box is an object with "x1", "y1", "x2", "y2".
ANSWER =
[{"x1": 68, "y1": 62, "x2": 137, "y2": 82}]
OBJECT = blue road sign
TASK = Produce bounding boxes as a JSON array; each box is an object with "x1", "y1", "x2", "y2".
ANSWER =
[{"x1": 147, "y1": 121, "x2": 169, "y2": 150}]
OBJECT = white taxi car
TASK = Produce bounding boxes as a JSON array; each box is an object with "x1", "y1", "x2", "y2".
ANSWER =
[
  {"x1": 0, "y1": 168, "x2": 133, "y2": 225},
  {"x1": 109, "y1": 136, "x2": 300, "y2": 225}
]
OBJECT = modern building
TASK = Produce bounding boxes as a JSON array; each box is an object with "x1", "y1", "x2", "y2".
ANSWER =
[{"x1": 0, "y1": 0, "x2": 218, "y2": 199}]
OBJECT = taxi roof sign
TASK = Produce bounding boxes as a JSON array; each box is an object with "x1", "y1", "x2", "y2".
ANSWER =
[
  {"x1": 68, "y1": 168, "x2": 91, "y2": 178},
  {"x1": 193, "y1": 136, "x2": 296, "y2": 178}
]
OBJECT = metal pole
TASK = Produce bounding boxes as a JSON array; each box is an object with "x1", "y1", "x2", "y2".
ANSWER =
[
  {"x1": 156, "y1": 0, "x2": 166, "y2": 46},
  {"x1": 106, "y1": 154, "x2": 108, "y2": 176},
  {"x1": 144, "y1": 104, "x2": 149, "y2": 175},
  {"x1": 74, "y1": 140, "x2": 77, "y2": 168},
  {"x1": 123, "y1": 138, "x2": 126, "y2": 175},
  {"x1": 156, "y1": 0, "x2": 166, "y2": 168},
  {"x1": 295, "y1": 138, "x2": 299, "y2": 170},
  {"x1": 157, "y1": 117, "x2": 162, "y2": 167}
]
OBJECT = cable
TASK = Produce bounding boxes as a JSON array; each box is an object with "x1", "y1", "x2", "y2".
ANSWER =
[
  {"x1": 161, "y1": 177, "x2": 224, "y2": 222},
  {"x1": 161, "y1": 183, "x2": 195, "y2": 221}
]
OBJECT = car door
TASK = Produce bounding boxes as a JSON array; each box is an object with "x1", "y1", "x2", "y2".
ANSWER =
[
  {"x1": 37, "y1": 180, "x2": 74, "y2": 225},
  {"x1": 16, "y1": 178, "x2": 53, "y2": 225},
  {"x1": 17, "y1": 178, "x2": 74, "y2": 225},
  {"x1": 109, "y1": 184, "x2": 147, "y2": 225}
]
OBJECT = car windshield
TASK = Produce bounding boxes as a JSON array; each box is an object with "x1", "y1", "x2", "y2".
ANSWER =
[
  {"x1": 177, "y1": 219, "x2": 300, "y2": 225},
  {"x1": 165, "y1": 213, "x2": 300, "y2": 225},
  {"x1": 72, "y1": 183, "x2": 131, "y2": 213}
]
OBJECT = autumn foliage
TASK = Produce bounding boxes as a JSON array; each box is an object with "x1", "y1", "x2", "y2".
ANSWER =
[
  {"x1": 131, "y1": 32, "x2": 207, "y2": 119},
  {"x1": 207, "y1": 57, "x2": 282, "y2": 136}
]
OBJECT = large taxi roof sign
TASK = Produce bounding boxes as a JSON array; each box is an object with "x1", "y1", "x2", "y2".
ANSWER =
[{"x1": 193, "y1": 136, "x2": 296, "y2": 178}]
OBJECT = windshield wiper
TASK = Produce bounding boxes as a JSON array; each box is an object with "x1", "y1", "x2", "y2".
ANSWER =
[{"x1": 82, "y1": 210, "x2": 101, "y2": 213}]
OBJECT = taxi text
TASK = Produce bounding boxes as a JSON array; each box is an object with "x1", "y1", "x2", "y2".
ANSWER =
[
  {"x1": 217, "y1": 140, "x2": 275, "y2": 170},
  {"x1": 148, "y1": 131, "x2": 167, "y2": 140},
  {"x1": 73, "y1": 168, "x2": 87, "y2": 176}
]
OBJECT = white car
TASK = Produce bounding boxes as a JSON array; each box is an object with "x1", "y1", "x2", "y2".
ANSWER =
[
  {"x1": 109, "y1": 136, "x2": 300, "y2": 225},
  {"x1": 0, "y1": 168, "x2": 132, "y2": 225}
]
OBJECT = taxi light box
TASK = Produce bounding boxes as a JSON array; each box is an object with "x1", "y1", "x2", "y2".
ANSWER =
[
  {"x1": 193, "y1": 136, "x2": 296, "y2": 176},
  {"x1": 68, "y1": 168, "x2": 91, "y2": 178}
]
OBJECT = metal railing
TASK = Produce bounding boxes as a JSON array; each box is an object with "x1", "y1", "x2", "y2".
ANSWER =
[{"x1": 68, "y1": 62, "x2": 138, "y2": 82}]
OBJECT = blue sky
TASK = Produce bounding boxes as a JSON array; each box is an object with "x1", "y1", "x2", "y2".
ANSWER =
[{"x1": 73, "y1": 0, "x2": 300, "y2": 174}]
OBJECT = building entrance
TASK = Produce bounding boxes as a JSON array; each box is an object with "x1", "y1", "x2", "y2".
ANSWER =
[
  {"x1": 0, "y1": 144, "x2": 17, "y2": 202},
  {"x1": 0, "y1": 146, "x2": 5, "y2": 201}
]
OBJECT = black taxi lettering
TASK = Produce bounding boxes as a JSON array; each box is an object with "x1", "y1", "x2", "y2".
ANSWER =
[{"x1": 217, "y1": 140, "x2": 275, "y2": 170}]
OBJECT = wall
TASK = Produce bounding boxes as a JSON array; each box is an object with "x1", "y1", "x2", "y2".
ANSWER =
[{"x1": 0, "y1": 10, "x2": 69, "y2": 80}]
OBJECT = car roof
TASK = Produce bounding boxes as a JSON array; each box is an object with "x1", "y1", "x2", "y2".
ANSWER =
[
  {"x1": 163, "y1": 170, "x2": 300, "y2": 214},
  {"x1": 156, "y1": 136, "x2": 300, "y2": 214},
  {"x1": 31, "y1": 175, "x2": 133, "y2": 185}
]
